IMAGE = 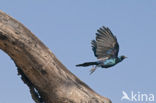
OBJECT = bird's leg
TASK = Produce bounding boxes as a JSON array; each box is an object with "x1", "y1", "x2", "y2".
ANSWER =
[{"x1": 89, "y1": 65, "x2": 97, "y2": 75}]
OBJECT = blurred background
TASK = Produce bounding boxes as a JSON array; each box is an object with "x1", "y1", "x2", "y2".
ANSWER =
[{"x1": 0, "y1": 0, "x2": 156, "y2": 103}]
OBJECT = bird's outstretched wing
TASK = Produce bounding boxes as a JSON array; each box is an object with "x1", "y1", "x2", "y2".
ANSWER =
[{"x1": 91, "y1": 26, "x2": 119, "y2": 59}]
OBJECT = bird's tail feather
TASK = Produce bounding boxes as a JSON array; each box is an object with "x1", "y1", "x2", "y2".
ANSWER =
[{"x1": 76, "y1": 62, "x2": 98, "y2": 67}]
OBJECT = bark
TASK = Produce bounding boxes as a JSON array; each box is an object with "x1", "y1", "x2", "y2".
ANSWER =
[{"x1": 0, "y1": 10, "x2": 112, "y2": 103}]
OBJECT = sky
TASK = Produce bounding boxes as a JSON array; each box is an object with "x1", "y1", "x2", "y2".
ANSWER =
[{"x1": 0, "y1": 0, "x2": 156, "y2": 103}]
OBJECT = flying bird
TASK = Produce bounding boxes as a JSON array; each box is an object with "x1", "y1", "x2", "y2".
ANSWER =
[{"x1": 76, "y1": 26, "x2": 127, "y2": 74}]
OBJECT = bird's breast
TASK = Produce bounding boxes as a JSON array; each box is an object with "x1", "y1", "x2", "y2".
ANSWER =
[{"x1": 100, "y1": 58, "x2": 116, "y2": 68}]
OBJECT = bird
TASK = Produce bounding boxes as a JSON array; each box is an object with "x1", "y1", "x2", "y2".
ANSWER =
[{"x1": 76, "y1": 26, "x2": 127, "y2": 74}]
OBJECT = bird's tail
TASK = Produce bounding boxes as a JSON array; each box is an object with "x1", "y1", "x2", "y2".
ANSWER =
[{"x1": 76, "y1": 62, "x2": 98, "y2": 67}]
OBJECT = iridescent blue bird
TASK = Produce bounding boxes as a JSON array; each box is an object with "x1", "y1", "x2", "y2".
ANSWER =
[{"x1": 76, "y1": 26, "x2": 127, "y2": 74}]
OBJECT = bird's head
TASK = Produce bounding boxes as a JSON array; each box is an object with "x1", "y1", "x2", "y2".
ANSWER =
[{"x1": 119, "y1": 55, "x2": 127, "y2": 61}]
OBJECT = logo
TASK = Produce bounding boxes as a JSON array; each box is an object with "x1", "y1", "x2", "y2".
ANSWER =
[{"x1": 121, "y1": 91, "x2": 155, "y2": 102}]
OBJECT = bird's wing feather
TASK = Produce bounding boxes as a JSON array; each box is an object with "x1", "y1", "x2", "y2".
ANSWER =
[{"x1": 91, "y1": 26, "x2": 119, "y2": 59}]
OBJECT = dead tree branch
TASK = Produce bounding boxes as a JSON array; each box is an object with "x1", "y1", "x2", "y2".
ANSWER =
[{"x1": 0, "y1": 10, "x2": 111, "y2": 103}]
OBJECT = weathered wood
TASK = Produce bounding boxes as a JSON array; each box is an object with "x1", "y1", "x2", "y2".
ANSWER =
[{"x1": 0, "y1": 10, "x2": 112, "y2": 103}]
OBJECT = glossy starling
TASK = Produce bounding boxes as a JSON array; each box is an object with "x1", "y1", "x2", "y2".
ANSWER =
[{"x1": 76, "y1": 26, "x2": 127, "y2": 74}]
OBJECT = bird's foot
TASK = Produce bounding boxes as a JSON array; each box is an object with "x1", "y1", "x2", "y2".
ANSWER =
[{"x1": 89, "y1": 67, "x2": 96, "y2": 75}]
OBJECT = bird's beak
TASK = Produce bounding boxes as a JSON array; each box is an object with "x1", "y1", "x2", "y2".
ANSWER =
[{"x1": 125, "y1": 56, "x2": 128, "y2": 58}]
